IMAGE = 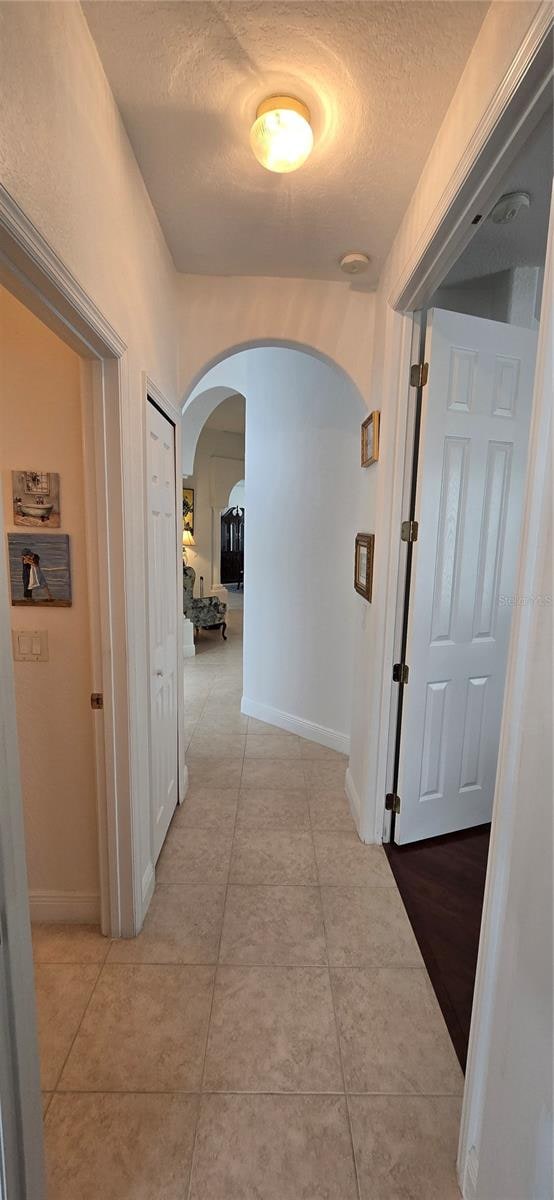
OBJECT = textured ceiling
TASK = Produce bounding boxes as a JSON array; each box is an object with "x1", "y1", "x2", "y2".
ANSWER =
[
  {"x1": 204, "y1": 393, "x2": 245, "y2": 433},
  {"x1": 83, "y1": 0, "x2": 488, "y2": 282},
  {"x1": 444, "y1": 104, "x2": 553, "y2": 286}
]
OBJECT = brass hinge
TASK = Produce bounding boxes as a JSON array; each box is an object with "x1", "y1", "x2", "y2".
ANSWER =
[
  {"x1": 410, "y1": 361, "x2": 429, "y2": 388},
  {"x1": 401, "y1": 519, "x2": 419, "y2": 543},
  {"x1": 385, "y1": 792, "x2": 401, "y2": 814},
  {"x1": 90, "y1": 692, "x2": 103, "y2": 710},
  {"x1": 392, "y1": 662, "x2": 409, "y2": 685}
]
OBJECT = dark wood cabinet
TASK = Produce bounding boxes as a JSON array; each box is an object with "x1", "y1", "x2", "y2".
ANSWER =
[{"x1": 221, "y1": 507, "x2": 244, "y2": 587}]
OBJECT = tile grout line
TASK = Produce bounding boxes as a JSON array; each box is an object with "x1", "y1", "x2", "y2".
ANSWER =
[
  {"x1": 46, "y1": 959, "x2": 106, "y2": 1103},
  {"x1": 307, "y1": 777, "x2": 363, "y2": 1200},
  {"x1": 182, "y1": 638, "x2": 224, "y2": 1200},
  {"x1": 185, "y1": 689, "x2": 247, "y2": 1200}
]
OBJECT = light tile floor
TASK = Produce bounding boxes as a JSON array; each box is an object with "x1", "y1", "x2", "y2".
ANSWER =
[{"x1": 38, "y1": 606, "x2": 463, "y2": 1198}]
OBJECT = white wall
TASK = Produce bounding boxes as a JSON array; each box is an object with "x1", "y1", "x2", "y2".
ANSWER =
[
  {"x1": 473, "y1": 496, "x2": 552, "y2": 1199},
  {"x1": 185, "y1": 427, "x2": 244, "y2": 590},
  {"x1": 0, "y1": 0, "x2": 179, "y2": 924},
  {"x1": 228, "y1": 480, "x2": 246, "y2": 509},
  {"x1": 184, "y1": 347, "x2": 367, "y2": 752},
  {"x1": 433, "y1": 265, "x2": 542, "y2": 328},
  {"x1": 0, "y1": 286, "x2": 99, "y2": 916},
  {"x1": 178, "y1": 274, "x2": 375, "y2": 404}
]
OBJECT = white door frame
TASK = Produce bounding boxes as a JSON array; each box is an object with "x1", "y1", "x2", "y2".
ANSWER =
[
  {"x1": 142, "y1": 375, "x2": 187, "y2": 894},
  {"x1": 0, "y1": 188, "x2": 138, "y2": 1189}
]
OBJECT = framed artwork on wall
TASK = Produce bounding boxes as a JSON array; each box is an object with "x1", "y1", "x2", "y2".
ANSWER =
[
  {"x1": 7, "y1": 533, "x2": 72, "y2": 606},
  {"x1": 361, "y1": 412, "x2": 380, "y2": 467},
  {"x1": 183, "y1": 484, "x2": 194, "y2": 534},
  {"x1": 12, "y1": 469, "x2": 61, "y2": 527},
  {"x1": 354, "y1": 532, "x2": 374, "y2": 602}
]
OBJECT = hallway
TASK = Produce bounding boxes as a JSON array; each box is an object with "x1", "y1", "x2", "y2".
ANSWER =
[{"x1": 37, "y1": 604, "x2": 464, "y2": 1198}]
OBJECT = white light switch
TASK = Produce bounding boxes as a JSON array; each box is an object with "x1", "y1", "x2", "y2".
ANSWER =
[{"x1": 12, "y1": 630, "x2": 49, "y2": 662}]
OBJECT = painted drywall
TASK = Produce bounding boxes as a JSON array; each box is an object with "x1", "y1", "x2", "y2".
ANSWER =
[
  {"x1": 0, "y1": 0, "x2": 180, "y2": 924},
  {"x1": 473, "y1": 495, "x2": 552, "y2": 1199},
  {"x1": 228, "y1": 480, "x2": 246, "y2": 509},
  {"x1": 178, "y1": 274, "x2": 375, "y2": 404},
  {"x1": 185, "y1": 427, "x2": 244, "y2": 591},
  {"x1": 184, "y1": 346, "x2": 367, "y2": 751},
  {"x1": 0, "y1": 286, "x2": 99, "y2": 911},
  {"x1": 432, "y1": 265, "x2": 542, "y2": 328}
]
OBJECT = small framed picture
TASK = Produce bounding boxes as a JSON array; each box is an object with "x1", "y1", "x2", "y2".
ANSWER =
[
  {"x1": 12, "y1": 469, "x2": 61, "y2": 527},
  {"x1": 182, "y1": 484, "x2": 194, "y2": 534},
  {"x1": 354, "y1": 533, "x2": 374, "y2": 602},
  {"x1": 361, "y1": 411, "x2": 380, "y2": 467},
  {"x1": 7, "y1": 533, "x2": 72, "y2": 606}
]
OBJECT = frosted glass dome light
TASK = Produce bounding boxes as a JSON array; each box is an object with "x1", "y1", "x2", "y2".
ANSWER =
[{"x1": 250, "y1": 96, "x2": 313, "y2": 174}]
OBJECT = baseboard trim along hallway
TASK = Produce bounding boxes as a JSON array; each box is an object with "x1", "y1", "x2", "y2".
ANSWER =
[
  {"x1": 241, "y1": 696, "x2": 350, "y2": 756},
  {"x1": 29, "y1": 891, "x2": 100, "y2": 924}
]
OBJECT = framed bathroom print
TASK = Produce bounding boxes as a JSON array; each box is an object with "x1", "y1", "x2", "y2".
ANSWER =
[
  {"x1": 361, "y1": 411, "x2": 380, "y2": 467},
  {"x1": 354, "y1": 533, "x2": 374, "y2": 602},
  {"x1": 12, "y1": 469, "x2": 61, "y2": 527}
]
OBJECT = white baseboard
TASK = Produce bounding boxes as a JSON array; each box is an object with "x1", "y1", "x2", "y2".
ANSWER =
[
  {"x1": 141, "y1": 861, "x2": 155, "y2": 912},
  {"x1": 29, "y1": 891, "x2": 100, "y2": 924},
  {"x1": 241, "y1": 696, "x2": 350, "y2": 755},
  {"x1": 345, "y1": 767, "x2": 362, "y2": 832},
  {"x1": 179, "y1": 761, "x2": 189, "y2": 803},
  {"x1": 183, "y1": 644, "x2": 196, "y2": 658}
]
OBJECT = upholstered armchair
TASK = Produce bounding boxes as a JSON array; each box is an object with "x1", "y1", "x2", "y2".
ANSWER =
[{"x1": 183, "y1": 564, "x2": 227, "y2": 639}]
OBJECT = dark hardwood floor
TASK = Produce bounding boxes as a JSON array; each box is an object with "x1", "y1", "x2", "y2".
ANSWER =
[{"x1": 385, "y1": 823, "x2": 491, "y2": 1071}]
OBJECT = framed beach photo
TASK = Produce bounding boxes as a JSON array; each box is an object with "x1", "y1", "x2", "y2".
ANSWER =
[
  {"x1": 7, "y1": 533, "x2": 72, "y2": 606},
  {"x1": 12, "y1": 469, "x2": 61, "y2": 527},
  {"x1": 183, "y1": 484, "x2": 194, "y2": 534},
  {"x1": 354, "y1": 533, "x2": 374, "y2": 602},
  {"x1": 361, "y1": 411, "x2": 380, "y2": 467}
]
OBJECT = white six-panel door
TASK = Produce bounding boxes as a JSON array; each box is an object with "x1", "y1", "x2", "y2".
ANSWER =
[
  {"x1": 395, "y1": 308, "x2": 537, "y2": 844},
  {"x1": 147, "y1": 401, "x2": 178, "y2": 862}
]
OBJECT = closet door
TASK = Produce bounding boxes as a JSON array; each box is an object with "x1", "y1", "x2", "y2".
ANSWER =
[{"x1": 147, "y1": 400, "x2": 178, "y2": 861}]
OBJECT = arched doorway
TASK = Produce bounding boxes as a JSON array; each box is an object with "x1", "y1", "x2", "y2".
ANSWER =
[{"x1": 182, "y1": 342, "x2": 366, "y2": 761}]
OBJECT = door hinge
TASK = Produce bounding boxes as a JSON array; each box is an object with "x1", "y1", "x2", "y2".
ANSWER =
[
  {"x1": 90, "y1": 692, "x2": 103, "y2": 710},
  {"x1": 392, "y1": 662, "x2": 409, "y2": 685},
  {"x1": 410, "y1": 361, "x2": 429, "y2": 388},
  {"x1": 401, "y1": 519, "x2": 419, "y2": 543},
  {"x1": 385, "y1": 792, "x2": 401, "y2": 815}
]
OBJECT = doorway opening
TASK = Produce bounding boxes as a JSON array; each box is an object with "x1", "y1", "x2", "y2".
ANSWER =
[
  {"x1": 221, "y1": 484, "x2": 245, "y2": 594},
  {"x1": 384, "y1": 101, "x2": 553, "y2": 1069},
  {"x1": 0, "y1": 205, "x2": 137, "y2": 1192}
]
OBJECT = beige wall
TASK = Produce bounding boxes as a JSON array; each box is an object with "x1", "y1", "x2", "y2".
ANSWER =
[
  {"x1": 0, "y1": 286, "x2": 99, "y2": 913},
  {"x1": 0, "y1": 0, "x2": 180, "y2": 919}
]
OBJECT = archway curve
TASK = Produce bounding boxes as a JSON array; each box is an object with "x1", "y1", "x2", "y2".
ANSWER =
[
  {"x1": 181, "y1": 338, "x2": 366, "y2": 475},
  {"x1": 181, "y1": 339, "x2": 366, "y2": 763},
  {"x1": 181, "y1": 337, "x2": 366, "y2": 412}
]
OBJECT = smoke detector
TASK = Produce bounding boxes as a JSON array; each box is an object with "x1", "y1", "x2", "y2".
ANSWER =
[
  {"x1": 340, "y1": 252, "x2": 370, "y2": 275},
  {"x1": 489, "y1": 192, "x2": 530, "y2": 225}
]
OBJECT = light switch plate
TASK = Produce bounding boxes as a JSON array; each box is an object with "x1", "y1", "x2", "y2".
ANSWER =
[{"x1": 12, "y1": 629, "x2": 49, "y2": 662}]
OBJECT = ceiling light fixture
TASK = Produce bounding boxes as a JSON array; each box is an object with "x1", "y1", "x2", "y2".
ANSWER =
[{"x1": 250, "y1": 96, "x2": 313, "y2": 174}]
